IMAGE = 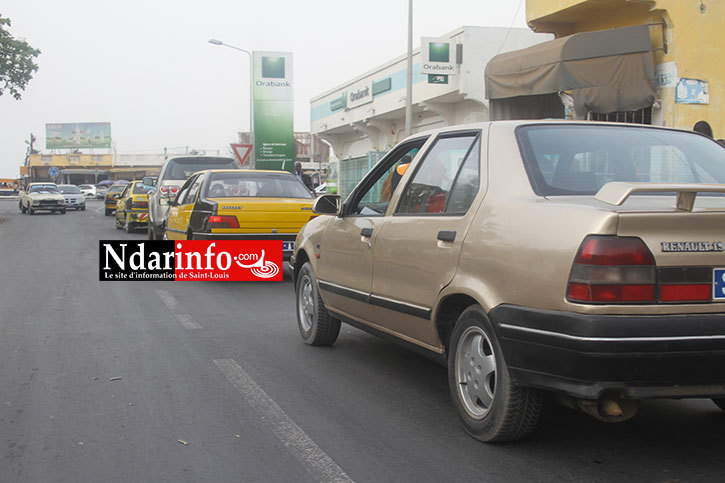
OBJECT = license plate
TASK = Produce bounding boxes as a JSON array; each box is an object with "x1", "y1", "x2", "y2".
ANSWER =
[
  {"x1": 282, "y1": 241, "x2": 295, "y2": 251},
  {"x1": 714, "y1": 269, "x2": 725, "y2": 300}
]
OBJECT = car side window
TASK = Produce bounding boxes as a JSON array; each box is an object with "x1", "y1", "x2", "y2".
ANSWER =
[
  {"x1": 120, "y1": 184, "x2": 130, "y2": 198},
  {"x1": 175, "y1": 176, "x2": 196, "y2": 205},
  {"x1": 184, "y1": 177, "x2": 203, "y2": 205},
  {"x1": 396, "y1": 133, "x2": 480, "y2": 215},
  {"x1": 348, "y1": 139, "x2": 428, "y2": 216}
]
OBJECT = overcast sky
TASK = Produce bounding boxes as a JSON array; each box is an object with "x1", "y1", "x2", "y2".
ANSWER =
[{"x1": 0, "y1": 0, "x2": 527, "y2": 177}]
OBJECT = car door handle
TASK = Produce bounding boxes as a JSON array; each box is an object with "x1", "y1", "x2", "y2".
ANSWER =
[
  {"x1": 360, "y1": 227, "x2": 373, "y2": 238},
  {"x1": 437, "y1": 230, "x2": 456, "y2": 242}
]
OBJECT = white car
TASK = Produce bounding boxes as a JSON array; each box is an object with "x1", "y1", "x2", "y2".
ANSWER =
[
  {"x1": 18, "y1": 183, "x2": 66, "y2": 214},
  {"x1": 78, "y1": 184, "x2": 96, "y2": 198},
  {"x1": 58, "y1": 184, "x2": 86, "y2": 211}
]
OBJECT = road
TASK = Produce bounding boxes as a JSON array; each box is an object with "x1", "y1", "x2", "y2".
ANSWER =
[{"x1": 0, "y1": 197, "x2": 724, "y2": 482}]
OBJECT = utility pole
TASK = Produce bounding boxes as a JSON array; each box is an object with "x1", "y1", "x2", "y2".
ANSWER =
[{"x1": 405, "y1": 0, "x2": 413, "y2": 137}]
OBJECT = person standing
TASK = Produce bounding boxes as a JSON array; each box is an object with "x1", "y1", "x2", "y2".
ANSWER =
[
  {"x1": 294, "y1": 162, "x2": 314, "y2": 191},
  {"x1": 693, "y1": 120, "x2": 714, "y2": 138}
]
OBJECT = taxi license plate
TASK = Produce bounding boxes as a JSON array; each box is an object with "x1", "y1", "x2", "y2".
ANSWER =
[
  {"x1": 282, "y1": 241, "x2": 295, "y2": 252},
  {"x1": 713, "y1": 268, "x2": 725, "y2": 300}
]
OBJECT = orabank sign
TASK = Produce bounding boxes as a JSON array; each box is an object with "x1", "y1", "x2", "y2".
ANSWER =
[{"x1": 99, "y1": 240, "x2": 283, "y2": 281}]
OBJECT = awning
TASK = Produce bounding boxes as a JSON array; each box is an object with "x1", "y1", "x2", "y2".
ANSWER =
[{"x1": 485, "y1": 25, "x2": 656, "y2": 114}]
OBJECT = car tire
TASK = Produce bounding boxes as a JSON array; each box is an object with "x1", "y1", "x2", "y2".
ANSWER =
[
  {"x1": 295, "y1": 262, "x2": 341, "y2": 346},
  {"x1": 125, "y1": 215, "x2": 133, "y2": 233},
  {"x1": 713, "y1": 399, "x2": 725, "y2": 411},
  {"x1": 448, "y1": 305, "x2": 543, "y2": 443},
  {"x1": 81, "y1": 205, "x2": 86, "y2": 211},
  {"x1": 60, "y1": 209, "x2": 66, "y2": 214},
  {"x1": 148, "y1": 222, "x2": 156, "y2": 240},
  {"x1": 105, "y1": 208, "x2": 112, "y2": 216}
]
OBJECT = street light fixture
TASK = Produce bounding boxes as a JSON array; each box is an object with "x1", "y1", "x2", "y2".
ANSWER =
[{"x1": 208, "y1": 38, "x2": 254, "y2": 166}]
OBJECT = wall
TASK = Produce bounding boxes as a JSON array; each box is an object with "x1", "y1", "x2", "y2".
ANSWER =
[{"x1": 527, "y1": 0, "x2": 724, "y2": 138}]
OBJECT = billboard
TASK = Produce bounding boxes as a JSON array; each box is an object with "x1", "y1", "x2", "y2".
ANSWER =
[
  {"x1": 252, "y1": 52, "x2": 294, "y2": 171},
  {"x1": 46, "y1": 122, "x2": 112, "y2": 149}
]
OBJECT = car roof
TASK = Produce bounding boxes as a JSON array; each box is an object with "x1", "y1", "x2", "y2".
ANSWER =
[
  {"x1": 397, "y1": 119, "x2": 696, "y2": 144},
  {"x1": 203, "y1": 169, "x2": 294, "y2": 174}
]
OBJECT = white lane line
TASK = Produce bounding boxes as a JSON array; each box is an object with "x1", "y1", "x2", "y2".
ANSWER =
[
  {"x1": 175, "y1": 313, "x2": 202, "y2": 330},
  {"x1": 155, "y1": 289, "x2": 178, "y2": 310},
  {"x1": 155, "y1": 290, "x2": 203, "y2": 329},
  {"x1": 213, "y1": 359, "x2": 354, "y2": 483}
]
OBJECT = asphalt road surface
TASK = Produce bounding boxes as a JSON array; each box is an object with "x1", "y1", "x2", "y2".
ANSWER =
[{"x1": 1, "y1": 197, "x2": 724, "y2": 482}]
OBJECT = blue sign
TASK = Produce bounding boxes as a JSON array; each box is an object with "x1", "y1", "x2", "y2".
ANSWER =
[
  {"x1": 48, "y1": 166, "x2": 60, "y2": 177},
  {"x1": 675, "y1": 78, "x2": 709, "y2": 104},
  {"x1": 713, "y1": 269, "x2": 725, "y2": 300}
]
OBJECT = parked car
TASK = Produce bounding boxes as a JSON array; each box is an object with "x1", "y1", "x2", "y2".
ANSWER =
[
  {"x1": 58, "y1": 184, "x2": 86, "y2": 211},
  {"x1": 96, "y1": 186, "x2": 108, "y2": 199},
  {"x1": 292, "y1": 120, "x2": 725, "y2": 443},
  {"x1": 78, "y1": 184, "x2": 97, "y2": 198},
  {"x1": 147, "y1": 156, "x2": 241, "y2": 240},
  {"x1": 104, "y1": 183, "x2": 127, "y2": 216},
  {"x1": 165, "y1": 170, "x2": 314, "y2": 258},
  {"x1": 19, "y1": 182, "x2": 66, "y2": 214},
  {"x1": 114, "y1": 181, "x2": 152, "y2": 233}
]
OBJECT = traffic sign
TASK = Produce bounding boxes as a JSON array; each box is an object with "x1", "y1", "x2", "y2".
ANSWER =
[
  {"x1": 230, "y1": 144, "x2": 253, "y2": 168},
  {"x1": 48, "y1": 166, "x2": 60, "y2": 177}
]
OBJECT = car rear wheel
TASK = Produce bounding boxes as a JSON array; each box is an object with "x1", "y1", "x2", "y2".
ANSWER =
[
  {"x1": 296, "y1": 262, "x2": 341, "y2": 346},
  {"x1": 148, "y1": 222, "x2": 156, "y2": 240},
  {"x1": 713, "y1": 399, "x2": 725, "y2": 411},
  {"x1": 105, "y1": 208, "x2": 112, "y2": 216},
  {"x1": 60, "y1": 209, "x2": 66, "y2": 214},
  {"x1": 448, "y1": 305, "x2": 543, "y2": 443},
  {"x1": 125, "y1": 215, "x2": 133, "y2": 233}
]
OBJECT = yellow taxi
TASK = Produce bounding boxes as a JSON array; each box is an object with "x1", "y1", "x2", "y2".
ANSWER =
[
  {"x1": 164, "y1": 169, "x2": 315, "y2": 259},
  {"x1": 114, "y1": 181, "x2": 152, "y2": 233},
  {"x1": 104, "y1": 182, "x2": 129, "y2": 216}
]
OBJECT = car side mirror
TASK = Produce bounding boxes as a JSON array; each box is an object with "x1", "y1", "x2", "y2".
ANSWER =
[
  {"x1": 143, "y1": 176, "x2": 156, "y2": 187},
  {"x1": 313, "y1": 194, "x2": 342, "y2": 216}
]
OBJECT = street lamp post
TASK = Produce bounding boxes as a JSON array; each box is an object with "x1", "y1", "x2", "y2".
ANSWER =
[{"x1": 209, "y1": 39, "x2": 254, "y2": 166}]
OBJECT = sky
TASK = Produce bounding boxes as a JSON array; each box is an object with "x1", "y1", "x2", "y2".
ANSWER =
[{"x1": 0, "y1": 0, "x2": 527, "y2": 177}]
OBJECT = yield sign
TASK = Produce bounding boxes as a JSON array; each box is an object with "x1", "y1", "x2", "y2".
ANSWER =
[{"x1": 230, "y1": 144, "x2": 253, "y2": 167}]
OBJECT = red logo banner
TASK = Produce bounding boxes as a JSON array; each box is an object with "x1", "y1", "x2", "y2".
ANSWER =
[{"x1": 173, "y1": 240, "x2": 283, "y2": 281}]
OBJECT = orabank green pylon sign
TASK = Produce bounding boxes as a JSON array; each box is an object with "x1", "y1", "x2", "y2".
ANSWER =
[{"x1": 252, "y1": 51, "x2": 295, "y2": 172}]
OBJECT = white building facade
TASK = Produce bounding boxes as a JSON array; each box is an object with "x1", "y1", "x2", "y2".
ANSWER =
[{"x1": 310, "y1": 26, "x2": 553, "y2": 162}]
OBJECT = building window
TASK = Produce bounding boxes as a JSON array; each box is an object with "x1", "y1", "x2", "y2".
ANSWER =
[{"x1": 589, "y1": 106, "x2": 652, "y2": 124}]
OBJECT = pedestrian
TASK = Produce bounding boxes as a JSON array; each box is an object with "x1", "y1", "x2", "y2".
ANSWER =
[
  {"x1": 294, "y1": 162, "x2": 314, "y2": 191},
  {"x1": 693, "y1": 120, "x2": 713, "y2": 138}
]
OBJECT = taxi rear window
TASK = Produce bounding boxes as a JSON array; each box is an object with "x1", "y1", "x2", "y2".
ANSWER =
[
  {"x1": 164, "y1": 158, "x2": 240, "y2": 180},
  {"x1": 206, "y1": 172, "x2": 313, "y2": 199},
  {"x1": 517, "y1": 124, "x2": 725, "y2": 196}
]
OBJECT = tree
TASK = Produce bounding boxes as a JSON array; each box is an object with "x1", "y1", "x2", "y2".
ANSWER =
[{"x1": 0, "y1": 15, "x2": 40, "y2": 100}]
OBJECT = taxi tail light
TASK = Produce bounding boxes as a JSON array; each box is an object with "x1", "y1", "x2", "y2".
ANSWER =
[
  {"x1": 208, "y1": 215, "x2": 239, "y2": 229},
  {"x1": 567, "y1": 236, "x2": 656, "y2": 303}
]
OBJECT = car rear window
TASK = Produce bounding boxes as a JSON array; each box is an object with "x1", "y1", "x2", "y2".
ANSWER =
[
  {"x1": 132, "y1": 184, "x2": 152, "y2": 194},
  {"x1": 205, "y1": 172, "x2": 313, "y2": 199},
  {"x1": 517, "y1": 124, "x2": 725, "y2": 196},
  {"x1": 108, "y1": 185, "x2": 125, "y2": 193},
  {"x1": 164, "y1": 158, "x2": 240, "y2": 181}
]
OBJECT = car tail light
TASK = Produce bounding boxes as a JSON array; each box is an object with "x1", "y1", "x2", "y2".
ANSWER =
[
  {"x1": 169, "y1": 186, "x2": 179, "y2": 194},
  {"x1": 160, "y1": 186, "x2": 169, "y2": 194},
  {"x1": 135, "y1": 200, "x2": 149, "y2": 209},
  {"x1": 208, "y1": 215, "x2": 239, "y2": 229},
  {"x1": 567, "y1": 236, "x2": 656, "y2": 303}
]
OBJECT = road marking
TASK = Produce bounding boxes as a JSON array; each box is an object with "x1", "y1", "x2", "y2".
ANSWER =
[
  {"x1": 175, "y1": 313, "x2": 202, "y2": 330},
  {"x1": 213, "y1": 359, "x2": 354, "y2": 483},
  {"x1": 155, "y1": 289, "x2": 178, "y2": 310},
  {"x1": 155, "y1": 290, "x2": 203, "y2": 329}
]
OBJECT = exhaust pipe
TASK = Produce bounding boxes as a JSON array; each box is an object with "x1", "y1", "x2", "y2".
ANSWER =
[{"x1": 559, "y1": 392, "x2": 638, "y2": 423}]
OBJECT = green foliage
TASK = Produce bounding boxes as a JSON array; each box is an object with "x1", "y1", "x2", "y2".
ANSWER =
[{"x1": 0, "y1": 15, "x2": 41, "y2": 100}]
